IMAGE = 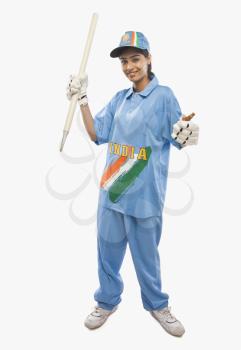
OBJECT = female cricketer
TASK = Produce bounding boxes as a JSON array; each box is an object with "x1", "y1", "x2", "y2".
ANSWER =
[{"x1": 66, "y1": 31, "x2": 199, "y2": 336}]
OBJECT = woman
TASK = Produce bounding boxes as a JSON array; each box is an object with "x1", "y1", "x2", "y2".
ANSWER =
[{"x1": 67, "y1": 31, "x2": 199, "y2": 336}]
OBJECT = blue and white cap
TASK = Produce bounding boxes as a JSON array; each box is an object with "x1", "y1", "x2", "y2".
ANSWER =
[{"x1": 110, "y1": 31, "x2": 150, "y2": 58}]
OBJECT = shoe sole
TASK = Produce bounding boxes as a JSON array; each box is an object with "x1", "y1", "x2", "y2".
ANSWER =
[{"x1": 84, "y1": 307, "x2": 118, "y2": 330}]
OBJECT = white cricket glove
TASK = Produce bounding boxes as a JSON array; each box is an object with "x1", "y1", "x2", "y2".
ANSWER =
[
  {"x1": 66, "y1": 73, "x2": 88, "y2": 106},
  {"x1": 172, "y1": 118, "x2": 199, "y2": 147}
]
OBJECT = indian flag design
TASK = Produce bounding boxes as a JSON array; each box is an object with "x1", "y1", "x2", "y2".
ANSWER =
[
  {"x1": 100, "y1": 146, "x2": 152, "y2": 203},
  {"x1": 131, "y1": 31, "x2": 139, "y2": 48}
]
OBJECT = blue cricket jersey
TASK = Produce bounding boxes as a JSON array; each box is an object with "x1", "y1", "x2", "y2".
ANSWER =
[{"x1": 92, "y1": 73, "x2": 183, "y2": 218}]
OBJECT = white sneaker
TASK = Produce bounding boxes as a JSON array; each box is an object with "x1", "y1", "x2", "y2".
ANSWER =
[
  {"x1": 84, "y1": 305, "x2": 118, "y2": 330},
  {"x1": 150, "y1": 306, "x2": 185, "y2": 337}
]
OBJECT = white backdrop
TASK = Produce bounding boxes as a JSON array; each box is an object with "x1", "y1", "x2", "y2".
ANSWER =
[{"x1": 1, "y1": 0, "x2": 240, "y2": 349}]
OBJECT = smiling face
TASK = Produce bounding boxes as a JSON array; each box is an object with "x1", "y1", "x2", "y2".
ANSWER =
[{"x1": 119, "y1": 47, "x2": 152, "y2": 83}]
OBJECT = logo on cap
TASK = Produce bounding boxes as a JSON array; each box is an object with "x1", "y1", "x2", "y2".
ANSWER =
[{"x1": 121, "y1": 33, "x2": 130, "y2": 42}]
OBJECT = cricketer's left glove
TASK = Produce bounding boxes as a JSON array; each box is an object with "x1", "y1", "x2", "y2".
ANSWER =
[{"x1": 172, "y1": 115, "x2": 199, "y2": 147}]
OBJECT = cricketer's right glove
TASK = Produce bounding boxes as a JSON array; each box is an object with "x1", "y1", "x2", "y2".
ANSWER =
[{"x1": 66, "y1": 73, "x2": 88, "y2": 106}]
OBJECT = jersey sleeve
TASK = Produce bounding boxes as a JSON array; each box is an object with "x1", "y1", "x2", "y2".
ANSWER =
[
  {"x1": 92, "y1": 92, "x2": 121, "y2": 145},
  {"x1": 163, "y1": 88, "x2": 183, "y2": 150}
]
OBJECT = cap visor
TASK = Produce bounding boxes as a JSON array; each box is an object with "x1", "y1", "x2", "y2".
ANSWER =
[{"x1": 110, "y1": 46, "x2": 134, "y2": 58}]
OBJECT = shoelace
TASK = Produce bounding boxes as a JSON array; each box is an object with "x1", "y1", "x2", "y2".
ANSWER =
[
  {"x1": 90, "y1": 306, "x2": 106, "y2": 317},
  {"x1": 158, "y1": 307, "x2": 177, "y2": 322}
]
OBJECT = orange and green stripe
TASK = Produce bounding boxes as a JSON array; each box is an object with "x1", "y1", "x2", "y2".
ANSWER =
[
  {"x1": 100, "y1": 146, "x2": 134, "y2": 188},
  {"x1": 100, "y1": 146, "x2": 152, "y2": 203},
  {"x1": 131, "y1": 31, "x2": 139, "y2": 47}
]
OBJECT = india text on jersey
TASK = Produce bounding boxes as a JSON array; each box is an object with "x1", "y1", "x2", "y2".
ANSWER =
[{"x1": 100, "y1": 143, "x2": 152, "y2": 203}]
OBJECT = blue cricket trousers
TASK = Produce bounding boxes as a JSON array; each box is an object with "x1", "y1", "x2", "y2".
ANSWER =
[{"x1": 94, "y1": 205, "x2": 169, "y2": 311}]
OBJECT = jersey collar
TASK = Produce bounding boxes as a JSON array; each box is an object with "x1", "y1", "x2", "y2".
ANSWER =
[{"x1": 125, "y1": 73, "x2": 159, "y2": 98}]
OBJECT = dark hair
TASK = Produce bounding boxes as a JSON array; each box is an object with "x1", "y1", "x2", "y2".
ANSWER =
[
  {"x1": 141, "y1": 49, "x2": 153, "y2": 80},
  {"x1": 118, "y1": 47, "x2": 154, "y2": 80}
]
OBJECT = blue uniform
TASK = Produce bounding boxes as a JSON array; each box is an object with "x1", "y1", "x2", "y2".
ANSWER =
[
  {"x1": 92, "y1": 73, "x2": 182, "y2": 311},
  {"x1": 93, "y1": 73, "x2": 182, "y2": 218}
]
